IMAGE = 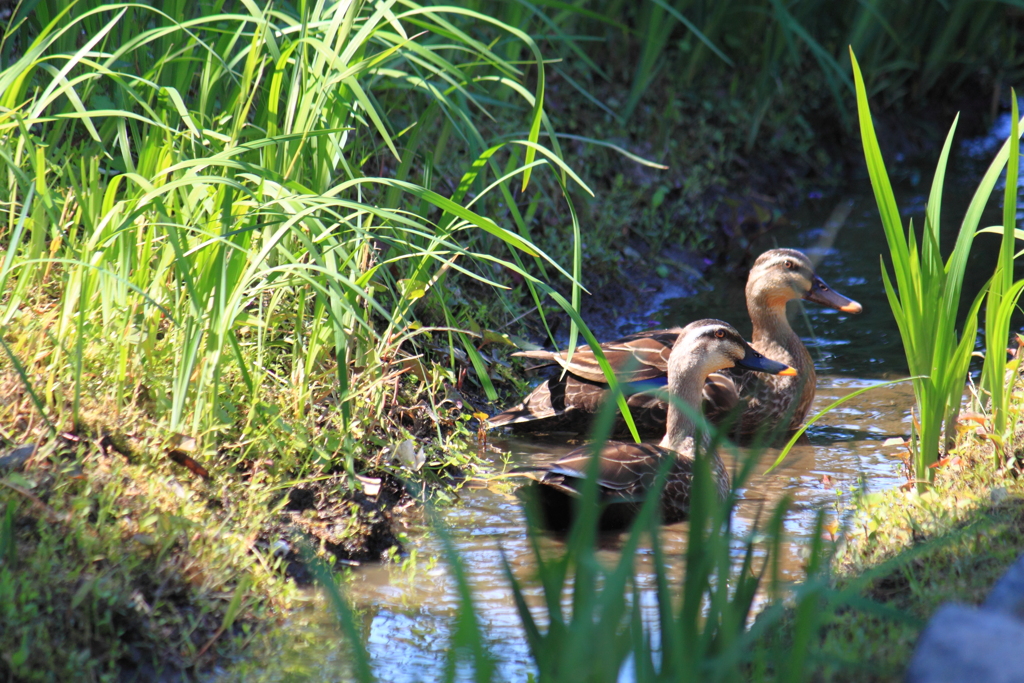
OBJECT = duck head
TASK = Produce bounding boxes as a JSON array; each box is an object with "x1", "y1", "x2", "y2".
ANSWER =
[
  {"x1": 673, "y1": 319, "x2": 797, "y2": 379},
  {"x1": 661, "y1": 319, "x2": 795, "y2": 450},
  {"x1": 747, "y1": 248, "x2": 862, "y2": 314}
]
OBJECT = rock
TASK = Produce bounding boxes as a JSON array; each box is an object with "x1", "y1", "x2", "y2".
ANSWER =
[
  {"x1": 907, "y1": 603, "x2": 1024, "y2": 683},
  {"x1": 983, "y1": 552, "x2": 1024, "y2": 620},
  {"x1": 0, "y1": 444, "x2": 35, "y2": 471}
]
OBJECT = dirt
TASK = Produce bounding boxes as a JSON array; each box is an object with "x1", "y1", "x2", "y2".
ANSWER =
[{"x1": 265, "y1": 470, "x2": 415, "y2": 585}]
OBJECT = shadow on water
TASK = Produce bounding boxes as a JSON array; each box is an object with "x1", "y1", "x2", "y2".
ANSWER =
[{"x1": 216, "y1": 125, "x2": 1023, "y2": 682}]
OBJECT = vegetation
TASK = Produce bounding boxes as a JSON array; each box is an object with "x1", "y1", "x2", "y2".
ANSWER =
[
  {"x1": 320, "y1": 396, "x2": 842, "y2": 682},
  {"x1": 783, "y1": 397, "x2": 1024, "y2": 681},
  {"x1": 852, "y1": 49, "x2": 1024, "y2": 482},
  {"x1": 0, "y1": 0, "x2": 588, "y2": 677},
  {"x1": 468, "y1": 0, "x2": 1024, "y2": 123},
  {"x1": 319, "y1": 41, "x2": 1024, "y2": 683},
  {"x1": 3, "y1": 0, "x2": 1024, "y2": 680}
]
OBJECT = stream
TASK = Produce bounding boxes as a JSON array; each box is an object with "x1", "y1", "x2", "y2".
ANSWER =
[{"x1": 217, "y1": 123, "x2": 1020, "y2": 682}]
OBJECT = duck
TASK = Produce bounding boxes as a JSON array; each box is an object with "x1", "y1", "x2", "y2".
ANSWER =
[
  {"x1": 515, "y1": 319, "x2": 796, "y2": 530},
  {"x1": 713, "y1": 248, "x2": 861, "y2": 438},
  {"x1": 488, "y1": 248, "x2": 861, "y2": 440}
]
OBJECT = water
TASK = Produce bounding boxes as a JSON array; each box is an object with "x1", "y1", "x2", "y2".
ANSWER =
[
  {"x1": 220, "y1": 131, "x2": 1019, "y2": 682},
  {"x1": 232, "y1": 374, "x2": 917, "y2": 682}
]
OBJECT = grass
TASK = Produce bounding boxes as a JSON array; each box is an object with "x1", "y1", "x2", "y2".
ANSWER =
[
  {"x1": 0, "y1": 402, "x2": 299, "y2": 680},
  {"x1": 979, "y1": 90, "x2": 1024, "y2": 455},
  {"x1": 469, "y1": 0, "x2": 1024, "y2": 127},
  {"x1": 781, "y1": 408, "x2": 1024, "y2": 681},
  {"x1": 306, "y1": 375, "x2": 1024, "y2": 683},
  {"x1": 0, "y1": 0, "x2": 590, "y2": 675},
  {"x1": 318, "y1": 392, "x2": 849, "y2": 682},
  {"x1": 0, "y1": 0, "x2": 592, "y2": 447}
]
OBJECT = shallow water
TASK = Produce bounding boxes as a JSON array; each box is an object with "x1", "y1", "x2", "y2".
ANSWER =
[
  {"x1": 227, "y1": 372, "x2": 915, "y2": 683},
  {"x1": 219, "y1": 130, "x2": 1022, "y2": 682}
]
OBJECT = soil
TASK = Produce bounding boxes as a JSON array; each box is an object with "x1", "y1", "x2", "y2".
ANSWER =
[{"x1": 266, "y1": 471, "x2": 415, "y2": 585}]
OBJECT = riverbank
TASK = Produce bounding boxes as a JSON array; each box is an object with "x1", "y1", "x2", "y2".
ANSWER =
[
  {"x1": 767, "y1": 409, "x2": 1024, "y2": 681},
  {"x1": 0, "y1": 377, "x2": 420, "y2": 679}
]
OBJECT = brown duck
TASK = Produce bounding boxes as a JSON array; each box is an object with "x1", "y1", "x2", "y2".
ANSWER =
[
  {"x1": 489, "y1": 248, "x2": 861, "y2": 438},
  {"x1": 516, "y1": 319, "x2": 796, "y2": 529}
]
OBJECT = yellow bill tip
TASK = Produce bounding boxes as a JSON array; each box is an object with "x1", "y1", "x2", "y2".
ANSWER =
[{"x1": 840, "y1": 301, "x2": 863, "y2": 314}]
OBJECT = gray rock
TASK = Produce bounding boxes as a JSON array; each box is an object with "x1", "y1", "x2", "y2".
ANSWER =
[
  {"x1": 983, "y1": 552, "x2": 1024, "y2": 620},
  {"x1": 0, "y1": 444, "x2": 35, "y2": 471},
  {"x1": 906, "y1": 603, "x2": 1024, "y2": 683}
]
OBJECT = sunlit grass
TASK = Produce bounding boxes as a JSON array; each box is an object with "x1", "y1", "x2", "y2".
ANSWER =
[
  {"x1": 0, "y1": 0, "x2": 596, "y2": 676},
  {"x1": 0, "y1": 0, "x2": 595, "y2": 459},
  {"x1": 979, "y1": 91, "x2": 1024, "y2": 458}
]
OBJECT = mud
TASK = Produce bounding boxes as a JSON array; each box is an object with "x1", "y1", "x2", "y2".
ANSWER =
[{"x1": 265, "y1": 470, "x2": 415, "y2": 585}]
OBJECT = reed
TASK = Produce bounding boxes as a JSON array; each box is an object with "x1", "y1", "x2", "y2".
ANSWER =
[
  {"x1": 321, "y1": 393, "x2": 841, "y2": 681},
  {"x1": 978, "y1": 92, "x2": 1024, "y2": 460}
]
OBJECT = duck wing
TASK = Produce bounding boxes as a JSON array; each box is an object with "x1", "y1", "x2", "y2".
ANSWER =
[
  {"x1": 513, "y1": 329, "x2": 680, "y2": 383},
  {"x1": 539, "y1": 441, "x2": 670, "y2": 498},
  {"x1": 488, "y1": 374, "x2": 670, "y2": 435},
  {"x1": 701, "y1": 371, "x2": 741, "y2": 426},
  {"x1": 487, "y1": 374, "x2": 608, "y2": 428}
]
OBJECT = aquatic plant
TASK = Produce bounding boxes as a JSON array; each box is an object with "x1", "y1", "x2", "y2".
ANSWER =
[
  {"x1": 851, "y1": 50, "x2": 1024, "y2": 483},
  {"x1": 320, "y1": 394, "x2": 842, "y2": 682},
  {"x1": 503, "y1": 399, "x2": 832, "y2": 682}
]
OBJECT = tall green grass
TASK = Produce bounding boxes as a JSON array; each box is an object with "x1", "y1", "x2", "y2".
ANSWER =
[
  {"x1": 0, "y1": 0, "x2": 601, "y2": 465},
  {"x1": 979, "y1": 92, "x2": 1024, "y2": 460},
  {"x1": 852, "y1": 50, "x2": 1024, "y2": 483},
  {"x1": 463, "y1": 0, "x2": 1023, "y2": 123}
]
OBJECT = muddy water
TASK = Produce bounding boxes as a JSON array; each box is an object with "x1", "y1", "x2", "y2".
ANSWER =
[{"x1": 224, "y1": 132, "x2": 1018, "y2": 681}]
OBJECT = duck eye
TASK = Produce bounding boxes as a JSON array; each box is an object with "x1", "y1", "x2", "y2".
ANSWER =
[
  {"x1": 714, "y1": 329, "x2": 725, "y2": 339},
  {"x1": 784, "y1": 259, "x2": 795, "y2": 269}
]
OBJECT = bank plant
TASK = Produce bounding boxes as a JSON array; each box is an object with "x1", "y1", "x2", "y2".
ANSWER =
[
  {"x1": 0, "y1": 0, "x2": 623, "y2": 677},
  {"x1": 0, "y1": 0, "x2": 615, "y2": 469},
  {"x1": 852, "y1": 50, "x2": 1024, "y2": 484},
  {"x1": 978, "y1": 93, "x2": 1024, "y2": 462}
]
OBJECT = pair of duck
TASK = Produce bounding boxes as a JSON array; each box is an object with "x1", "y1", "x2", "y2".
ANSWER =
[{"x1": 490, "y1": 249, "x2": 863, "y2": 528}]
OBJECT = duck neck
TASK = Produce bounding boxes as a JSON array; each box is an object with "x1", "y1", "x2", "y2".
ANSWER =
[
  {"x1": 658, "y1": 354, "x2": 709, "y2": 452},
  {"x1": 748, "y1": 283, "x2": 792, "y2": 339},
  {"x1": 748, "y1": 288, "x2": 803, "y2": 359}
]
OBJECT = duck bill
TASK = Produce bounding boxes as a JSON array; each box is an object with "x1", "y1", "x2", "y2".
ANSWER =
[
  {"x1": 804, "y1": 276, "x2": 863, "y2": 314},
  {"x1": 735, "y1": 343, "x2": 797, "y2": 376}
]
